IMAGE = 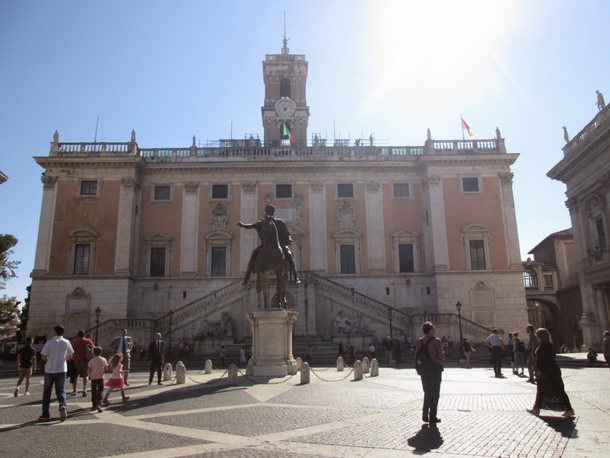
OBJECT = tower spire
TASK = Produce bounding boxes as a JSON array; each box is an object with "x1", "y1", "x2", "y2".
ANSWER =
[{"x1": 282, "y1": 11, "x2": 289, "y2": 55}]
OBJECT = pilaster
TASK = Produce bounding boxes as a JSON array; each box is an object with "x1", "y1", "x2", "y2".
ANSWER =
[
  {"x1": 114, "y1": 177, "x2": 139, "y2": 275},
  {"x1": 32, "y1": 175, "x2": 58, "y2": 276},
  {"x1": 179, "y1": 182, "x2": 200, "y2": 276},
  {"x1": 365, "y1": 181, "x2": 385, "y2": 272}
]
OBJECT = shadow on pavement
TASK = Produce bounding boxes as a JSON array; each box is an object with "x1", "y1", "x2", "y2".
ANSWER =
[{"x1": 407, "y1": 424, "x2": 443, "y2": 452}]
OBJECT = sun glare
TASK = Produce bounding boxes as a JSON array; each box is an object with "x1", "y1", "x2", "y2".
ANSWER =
[{"x1": 363, "y1": 0, "x2": 518, "y2": 115}]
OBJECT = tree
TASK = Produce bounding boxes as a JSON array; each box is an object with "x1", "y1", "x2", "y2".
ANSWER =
[
  {"x1": 0, "y1": 295, "x2": 21, "y2": 339},
  {"x1": 0, "y1": 234, "x2": 20, "y2": 290}
]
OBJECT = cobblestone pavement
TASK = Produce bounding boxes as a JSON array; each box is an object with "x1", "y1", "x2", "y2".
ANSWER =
[{"x1": 1, "y1": 360, "x2": 609, "y2": 457}]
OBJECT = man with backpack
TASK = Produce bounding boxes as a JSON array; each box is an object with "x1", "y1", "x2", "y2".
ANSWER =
[{"x1": 415, "y1": 321, "x2": 445, "y2": 424}]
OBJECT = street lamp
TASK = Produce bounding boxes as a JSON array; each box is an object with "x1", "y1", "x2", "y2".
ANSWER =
[
  {"x1": 168, "y1": 309, "x2": 174, "y2": 358},
  {"x1": 94, "y1": 306, "x2": 101, "y2": 344},
  {"x1": 455, "y1": 301, "x2": 463, "y2": 357}
]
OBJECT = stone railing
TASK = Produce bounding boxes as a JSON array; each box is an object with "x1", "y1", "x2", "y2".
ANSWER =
[
  {"x1": 564, "y1": 103, "x2": 609, "y2": 154},
  {"x1": 155, "y1": 281, "x2": 245, "y2": 331},
  {"x1": 47, "y1": 138, "x2": 507, "y2": 162},
  {"x1": 426, "y1": 138, "x2": 506, "y2": 155},
  {"x1": 305, "y1": 272, "x2": 411, "y2": 329},
  {"x1": 138, "y1": 145, "x2": 424, "y2": 162},
  {"x1": 415, "y1": 313, "x2": 494, "y2": 342},
  {"x1": 52, "y1": 142, "x2": 135, "y2": 157}
]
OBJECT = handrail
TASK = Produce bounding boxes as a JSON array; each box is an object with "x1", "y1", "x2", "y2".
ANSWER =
[{"x1": 305, "y1": 272, "x2": 411, "y2": 328}]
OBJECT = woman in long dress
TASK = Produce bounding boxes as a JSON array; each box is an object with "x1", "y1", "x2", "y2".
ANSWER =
[{"x1": 526, "y1": 328, "x2": 574, "y2": 417}]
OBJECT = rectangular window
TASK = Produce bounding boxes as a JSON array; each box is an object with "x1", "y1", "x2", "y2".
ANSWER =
[
  {"x1": 80, "y1": 181, "x2": 98, "y2": 196},
  {"x1": 544, "y1": 274, "x2": 554, "y2": 288},
  {"x1": 212, "y1": 184, "x2": 228, "y2": 199},
  {"x1": 398, "y1": 244, "x2": 415, "y2": 273},
  {"x1": 340, "y1": 245, "x2": 356, "y2": 274},
  {"x1": 462, "y1": 177, "x2": 480, "y2": 192},
  {"x1": 210, "y1": 247, "x2": 226, "y2": 276},
  {"x1": 393, "y1": 183, "x2": 409, "y2": 198},
  {"x1": 276, "y1": 184, "x2": 292, "y2": 199},
  {"x1": 469, "y1": 240, "x2": 486, "y2": 269},
  {"x1": 596, "y1": 218, "x2": 607, "y2": 251},
  {"x1": 154, "y1": 185, "x2": 171, "y2": 200},
  {"x1": 73, "y1": 244, "x2": 91, "y2": 274},
  {"x1": 338, "y1": 183, "x2": 354, "y2": 198},
  {"x1": 150, "y1": 247, "x2": 166, "y2": 276}
]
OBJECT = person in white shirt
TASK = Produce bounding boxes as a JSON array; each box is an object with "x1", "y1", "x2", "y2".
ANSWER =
[{"x1": 40, "y1": 325, "x2": 74, "y2": 421}]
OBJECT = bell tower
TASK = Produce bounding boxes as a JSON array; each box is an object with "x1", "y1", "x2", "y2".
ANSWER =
[{"x1": 262, "y1": 36, "x2": 309, "y2": 147}]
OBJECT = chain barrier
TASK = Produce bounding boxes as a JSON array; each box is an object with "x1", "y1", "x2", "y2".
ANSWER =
[
  {"x1": 236, "y1": 367, "x2": 298, "y2": 385},
  {"x1": 309, "y1": 365, "x2": 355, "y2": 382}
]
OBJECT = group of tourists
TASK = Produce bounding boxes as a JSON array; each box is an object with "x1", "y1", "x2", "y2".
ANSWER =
[
  {"x1": 414, "y1": 322, "x2": 610, "y2": 426},
  {"x1": 13, "y1": 325, "x2": 167, "y2": 422}
]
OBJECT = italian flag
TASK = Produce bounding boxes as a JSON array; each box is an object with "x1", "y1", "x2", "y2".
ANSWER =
[{"x1": 282, "y1": 122, "x2": 296, "y2": 144}]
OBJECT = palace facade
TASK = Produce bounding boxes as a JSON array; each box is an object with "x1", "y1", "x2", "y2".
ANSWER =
[
  {"x1": 27, "y1": 40, "x2": 527, "y2": 353},
  {"x1": 548, "y1": 97, "x2": 610, "y2": 348}
]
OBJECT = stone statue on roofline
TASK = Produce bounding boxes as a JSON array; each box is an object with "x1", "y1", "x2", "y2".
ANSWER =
[
  {"x1": 596, "y1": 90, "x2": 606, "y2": 111},
  {"x1": 563, "y1": 126, "x2": 570, "y2": 143}
]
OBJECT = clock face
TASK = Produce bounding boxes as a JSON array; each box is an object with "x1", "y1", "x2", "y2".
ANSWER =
[{"x1": 275, "y1": 98, "x2": 296, "y2": 118}]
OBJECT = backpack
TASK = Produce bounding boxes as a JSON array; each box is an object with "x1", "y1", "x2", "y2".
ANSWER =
[
  {"x1": 516, "y1": 339, "x2": 526, "y2": 353},
  {"x1": 85, "y1": 344, "x2": 95, "y2": 360},
  {"x1": 415, "y1": 337, "x2": 435, "y2": 375}
]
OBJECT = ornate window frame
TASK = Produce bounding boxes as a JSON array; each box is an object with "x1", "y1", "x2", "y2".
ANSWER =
[
  {"x1": 391, "y1": 230, "x2": 419, "y2": 273},
  {"x1": 461, "y1": 224, "x2": 491, "y2": 270},
  {"x1": 333, "y1": 228, "x2": 361, "y2": 274},
  {"x1": 145, "y1": 234, "x2": 173, "y2": 277},
  {"x1": 205, "y1": 231, "x2": 233, "y2": 277},
  {"x1": 69, "y1": 228, "x2": 98, "y2": 275}
]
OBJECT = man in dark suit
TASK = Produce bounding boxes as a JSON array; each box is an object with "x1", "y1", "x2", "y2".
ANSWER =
[{"x1": 148, "y1": 332, "x2": 165, "y2": 385}]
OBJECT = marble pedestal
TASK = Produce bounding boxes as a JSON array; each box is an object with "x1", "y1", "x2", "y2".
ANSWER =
[{"x1": 246, "y1": 309, "x2": 299, "y2": 377}]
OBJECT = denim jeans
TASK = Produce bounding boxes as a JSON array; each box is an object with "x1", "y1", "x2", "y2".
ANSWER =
[{"x1": 42, "y1": 372, "x2": 67, "y2": 417}]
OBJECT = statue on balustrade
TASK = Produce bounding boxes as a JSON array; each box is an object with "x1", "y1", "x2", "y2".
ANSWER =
[{"x1": 596, "y1": 90, "x2": 606, "y2": 111}]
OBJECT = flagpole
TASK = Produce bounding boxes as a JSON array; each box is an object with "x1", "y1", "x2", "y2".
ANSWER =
[{"x1": 460, "y1": 114, "x2": 464, "y2": 141}]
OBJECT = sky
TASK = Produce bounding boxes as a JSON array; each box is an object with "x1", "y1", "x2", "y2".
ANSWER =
[{"x1": 1, "y1": 1, "x2": 609, "y2": 306}]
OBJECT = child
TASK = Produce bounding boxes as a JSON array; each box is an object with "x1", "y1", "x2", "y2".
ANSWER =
[
  {"x1": 15, "y1": 336, "x2": 37, "y2": 397},
  {"x1": 87, "y1": 346, "x2": 108, "y2": 412},
  {"x1": 102, "y1": 353, "x2": 130, "y2": 405}
]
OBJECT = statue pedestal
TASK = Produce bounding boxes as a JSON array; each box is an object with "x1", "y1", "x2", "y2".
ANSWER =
[{"x1": 246, "y1": 309, "x2": 298, "y2": 377}]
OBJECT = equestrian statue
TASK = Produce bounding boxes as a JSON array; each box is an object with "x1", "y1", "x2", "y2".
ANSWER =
[{"x1": 237, "y1": 205, "x2": 300, "y2": 308}]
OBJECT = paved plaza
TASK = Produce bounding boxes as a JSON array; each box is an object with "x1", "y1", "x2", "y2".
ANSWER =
[{"x1": 1, "y1": 356, "x2": 609, "y2": 457}]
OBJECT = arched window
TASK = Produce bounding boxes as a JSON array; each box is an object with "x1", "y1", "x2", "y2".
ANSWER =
[
  {"x1": 280, "y1": 78, "x2": 291, "y2": 98},
  {"x1": 523, "y1": 270, "x2": 538, "y2": 288}
]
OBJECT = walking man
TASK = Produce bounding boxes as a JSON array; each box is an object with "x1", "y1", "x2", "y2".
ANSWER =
[
  {"x1": 71, "y1": 330, "x2": 94, "y2": 396},
  {"x1": 111, "y1": 328, "x2": 133, "y2": 386},
  {"x1": 485, "y1": 328, "x2": 504, "y2": 377},
  {"x1": 148, "y1": 332, "x2": 165, "y2": 385},
  {"x1": 415, "y1": 321, "x2": 445, "y2": 424},
  {"x1": 40, "y1": 325, "x2": 74, "y2": 421},
  {"x1": 15, "y1": 336, "x2": 37, "y2": 397},
  {"x1": 526, "y1": 324, "x2": 539, "y2": 383}
]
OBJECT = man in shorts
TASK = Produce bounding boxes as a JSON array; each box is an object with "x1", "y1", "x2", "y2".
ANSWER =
[{"x1": 71, "y1": 330, "x2": 94, "y2": 396}]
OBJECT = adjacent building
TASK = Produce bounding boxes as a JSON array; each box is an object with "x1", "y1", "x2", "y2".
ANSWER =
[
  {"x1": 27, "y1": 40, "x2": 528, "y2": 353},
  {"x1": 548, "y1": 96, "x2": 610, "y2": 348},
  {"x1": 523, "y1": 229, "x2": 583, "y2": 350}
]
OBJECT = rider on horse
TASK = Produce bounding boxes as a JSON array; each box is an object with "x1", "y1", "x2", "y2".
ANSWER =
[{"x1": 237, "y1": 204, "x2": 300, "y2": 285}]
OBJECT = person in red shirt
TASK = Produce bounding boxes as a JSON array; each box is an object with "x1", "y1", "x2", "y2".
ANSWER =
[
  {"x1": 71, "y1": 330, "x2": 94, "y2": 397},
  {"x1": 415, "y1": 321, "x2": 445, "y2": 424}
]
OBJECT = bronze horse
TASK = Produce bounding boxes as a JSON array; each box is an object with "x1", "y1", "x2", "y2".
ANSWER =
[{"x1": 256, "y1": 215, "x2": 287, "y2": 308}]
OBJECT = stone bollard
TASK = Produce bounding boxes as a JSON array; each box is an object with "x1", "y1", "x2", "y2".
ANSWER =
[
  {"x1": 176, "y1": 361, "x2": 186, "y2": 384},
  {"x1": 370, "y1": 358, "x2": 379, "y2": 377},
  {"x1": 362, "y1": 356, "x2": 370, "y2": 373},
  {"x1": 296, "y1": 356, "x2": 302, "y2": 371},
  {"x1": 336, "y1": 356, "x2": 345, "y2": 372},
  {"x1": 227, "y1": 364, "x2": 238, "y2": 386},
  {"x1": 300, "y1": 362, "x2": 310, "y2": 384},
  {"x1": 163, "y1": 362, "x2": 173, "y2": 381},
  {"x1": 353, "y1": 360, "x2": 363, "y2": 381},
  {"x1": 205, "y1": 359, "x2": 213, "y2": 374}
]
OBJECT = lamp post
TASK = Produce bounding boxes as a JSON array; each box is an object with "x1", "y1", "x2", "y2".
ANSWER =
[
  {"x1": 94, "y1": 307, "x2": 101, "y2": 344},
  {"x1": 168, "y1": 309, "x2": 174, "y2": 358},
  {"x1": 455, "y1": 301, "x2": 463, "y2": 357}
]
